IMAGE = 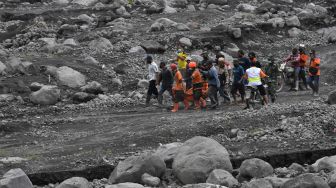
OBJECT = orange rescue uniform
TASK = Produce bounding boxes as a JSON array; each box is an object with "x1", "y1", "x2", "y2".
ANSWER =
[
  {"x1": 309, "y1": 58, "x2": 321, "y2": 76},
  {"x1": 300, "y1": 54, "x2": 309, "y2": 67},
  {"x1": 173, "y1": 70, "x2": 184, "y2": 91}
]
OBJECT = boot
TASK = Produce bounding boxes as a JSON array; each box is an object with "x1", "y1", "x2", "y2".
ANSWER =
[
  {"x1": 294, "y1": 81, "x2": 299, "y2": 91},
  {"x1": 244, "y1": 99, "x2": 251, "y2": 110},
  {"x1": 171, "y1": 103, "x2": 179, "y2": 112},
  {"x1": 146, "y1": 95, "x2": 151, "y2": 106},
  {"x1": 194, "y1": 100, "x2": 201, "y2": 110},
  {"x1": 183, "y1": 100, "x2": 190, "y2": 111}
]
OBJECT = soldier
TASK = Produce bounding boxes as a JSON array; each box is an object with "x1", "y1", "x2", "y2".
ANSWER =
[{"x1": 264, "y1": 56, "x2": 279, "y2": 103}]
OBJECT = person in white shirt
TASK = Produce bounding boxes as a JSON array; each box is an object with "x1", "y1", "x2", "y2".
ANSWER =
[{"x1": 146, "y1": 55, "x2": 159, "y2": 106}]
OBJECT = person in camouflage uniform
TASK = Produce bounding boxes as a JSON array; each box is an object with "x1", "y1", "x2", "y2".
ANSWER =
[{"x1": 264, "y1": 56, "x2": 279, "y2": 103}]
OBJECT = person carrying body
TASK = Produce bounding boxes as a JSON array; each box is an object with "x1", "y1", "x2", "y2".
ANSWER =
[{"x1": 157, "y1": 61, "x2": 173, "y2": 106}]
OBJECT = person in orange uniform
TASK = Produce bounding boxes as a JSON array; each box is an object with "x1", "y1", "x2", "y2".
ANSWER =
[
  {"x1": 170, "y1": 64, "x2": 188, "y2": 112},
  {"x1": 307, "y1": 49, "x2": 321, "y2": 97},
  {"x1": 298, "y1": 45, "x2": 309, "y2": 90},
  {"x1": 188, "y1": 61, "x2": 206, "y2": 110}
]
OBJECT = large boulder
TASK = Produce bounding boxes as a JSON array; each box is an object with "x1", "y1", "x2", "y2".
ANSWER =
[
  {"x1": 80, "y1": 81, "x2": 104, "y2": 95},
  {"x1": 242, "y1": 179, "x2": 273, "y2": 188},
  {"x1": 30, "y1": 85, "x2": 60, "y2": 105},
  {"x1": 328, "y1": 170, "x2": 336, "y2": 188},
  {"x1": 140, "y1": 41, "x2": 166, "y2": 54},
  {"x1": 206, "y1": 169, "x2": 238, "y2": 187},
  {"x1": 89, "y1": 37, "x2": 113, "y2": 51},
  {"x1": 56, "y1": 177, "x2": 90, "y2": 188},
  {"x1": 286, "y1": 16, "x2": 300, "y2": 27},
  {"x1": 109, "y1": 152, "x2": 166, "y2": 184},
  {"x1": 105, "y1": 183, "x2": 144, "y2": 188},
  {"x1": 153, "y1": 142, "x2": 182, "y2": 167},
  {"x1": 179, "y1": 37, "x2": 192, "y2": 47},
  {"x1": 172, "y1": 136, "x2": 233, "y2": 184},
  {"x1": 280, "y1": 173, "x2": 330, "y2": 188},
  {"x1": 317, "y1": 155, "x2": 336, "y2": 172},
  {"x1": 0, "y1": 168, "x2": 33, "y2": 188},
  {"x1": 141, "y1": 173, "x2": 160, "y2": 187},
  {"x1": 238, "y1": 158, "x2": 274, "y2": 180},
  {"x1": 328, "y1": 90, "x2": 336, "y2": 104},
  {"x1": 73, "y1": 92, "x2": 96, "y2": 103},
  {"x1": 56, "y1": 66, "x2": 86, "y2": 88},
  {"x1": 72, "y1": 0, "x2": 98, "y2": 6}
]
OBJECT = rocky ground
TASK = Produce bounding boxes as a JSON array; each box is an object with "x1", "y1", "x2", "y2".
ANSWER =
[{"x1": 1, "y1": 0, "x2": 336, "y2": 187}]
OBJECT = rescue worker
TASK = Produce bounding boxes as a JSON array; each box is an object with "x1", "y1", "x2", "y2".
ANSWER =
[
  {"x1": 145, "y1": 55, "x2": 159, "y2": 106},
  {"x1": 176, "y1": 49, "x2": 187, "y2": 79},
  {"x1": 217, "y1": 57, "x2": 231, "y2": 103},
  {"x1": 189, "y1": 61, "x2": 206, "y2": 110},
  {"x1": 238, "y1": 50, "x2": 251, "y2": 71},
  {"x1": 231, "y1": 60, "x2": 245, "y2": 104},
  {"x1": 264, "y1": 56, "x2": 279, "y2": 103},
  {"x1": 307, "y1": 49, "x2": 320, "y2": 97},
  {"x1": 298, "y1": 45, "x2": 309, "y2": 90},
  {"x1": 285, "y1": 48, "x2": 301, "y2": 91},
  {"x1": 185, "y1": 56, "x2": 193, "y2": 90},
  {"x1": 170, "y1": 64, "x2": 189, "y2": 112},
  {"x1": 205, "y1": 61, "x2": 221, "y2": 109},
  {"x1": 248, "y1": 52, "x2": 262, "y2": 68},
  {"x1": 157, "y1": 61, "x2": 173, "y2": 106},
  {"x1": 243, "y1": 61, "x2": 269, "y2": 109}
]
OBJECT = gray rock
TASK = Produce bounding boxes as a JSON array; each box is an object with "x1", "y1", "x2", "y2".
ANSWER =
[
  {"x1": 242, "y1": 179, "x2": 273, "y2": 188},
  {"x1": 56, "y1": 177, "x2": 90, "y2": 188},
  {"x1": 137, "y1": 79, "x2": 149, "y2": 88},
  {"x1": 268, "y1": 18, "x2": 285, "y2": 28},
  {"x1": 0, "y1": 168, "x2": 33, "y2": 188},
  {"x1": 206, "y1": 169, "x2": 238, "y2": 187},
  {"x1": 203, "y1": 0, "x2": 227, "y2": 6},
  {"x1": 231, "y1": 28, "x2": 242, "y2": 39},
  {"x1": 0, "y1": 61, "x2": 7, "y2": 75},
  {"x1": 72, "y1": 0, "x2": 98, "y2": 6},
  {"x1": 187, "y1": 5, "x2": 196, "y2": 11},
  {"x1": 56, "y1": 66, "x2": 86, "y2": 88},
  {"x1": 286, "y1": 16, "x2": 300, "y2": 27},
  {"x1": 237, "y1": 3, "x2": 256, "y2": 13},
  {"x1": 154, "y1": 18, "x2": 177, "y2": 27},
  {"x1": 288, "y1": 27, "x2": 302, "y2": 37},
  {"x1": 173, "y1": 136, "x2": 233, "y2": 184},
  {"x1": 30, "y1": 85, "x2": 60, "y2": 105},
  {"x1": 129, "y1": 46, "x2": 146, "y2": 54},
  {"x1": 84, "y1": 56, "x2": 100, "y2": 65},
  {"x1": 112, "y1": 78, "x2": 123, "y2": 87},
  {"x1": 89, "y1": 37, "x2": 113, "y2": 51},
  {"x1": 153, "y1": 142, "x2": 182, "y2": 167},
  {"x1": 263, "y1": 177, "x2": 290, "y2": 188},
  {"x1": 39, "y1": 38, "x2": 57, "y2": 49},
  {"x1": 63, "y1": 39, "x2": 78, "y2": 46},
  {"x1": 176, "y1": 23, "x2": 190, "y2": 31},
  {"x1": 141, "y1": 173, "x2": 160, "y2": 187},
  {"x1": 77, "y1": 14, "x2": 94, "y2": 24},
  {"x1": 328, "y1": 90, "x2": 336, "y2": 105},
  {"x1": 238, "y1": 158, "x2": 274, "y2": 180},
  {"x1": 317, "y1": 155, "x2": 336, "y2": 172},
  {"x1": 150, "y1": 22, "x2": 164, "y2": 32},
  {"x1": 163, "y1": 6, "x2": 177, "y2": 14},
  {"x1": 280, "y1": 173, "x2": 330, "y2": 188},
  {"x1": 179, "y1": 37, "x2": 192, "y2": 47},
  {"x1": 140, "y1": 41, "x2": 166, "y2": 54},
  {"x1": 114, "y1": 63, "x2": 128, "y2": 75},
  {"x1": 0, "y1": 94, "x2": 16, "y2": 102},
  {"x1": 328, "y1": 170, "x2": 336, "y2": 188},
  {"x1": 289, "y1": 163, "x2": 305, "y2": 173},
  {"x1": 29, "y1": 82, "x2": 44, "y2": 92},
  {"x1": 80, "y1": 81, "x2": 104, "y2": 94},
  {"x1": 105, "y1": 183, "x2": 144, "y2": 188},
  {"x1": 183, "y1": 183, "x2": 228, "y2": 188},
  {"x1": 73, "y1": 92, "x2": 96, "y2": 103},
  {"x1": 53, "y1": 0, "x2": 70, "y2": 5},
  {"x1": 109, "y1": 152, "x2": 166, "y2": 184}
]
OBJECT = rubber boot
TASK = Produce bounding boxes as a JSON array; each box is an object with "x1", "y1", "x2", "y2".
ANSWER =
[
  {"x1": 183, "y1": 100, "x2": 190, "y2": 111},
  {"x1": 294, "y1": 81, "x2": 299, "y2": 91},
  {"x1": 171, "y1": 103, "x2": 179, "y2": 112}
]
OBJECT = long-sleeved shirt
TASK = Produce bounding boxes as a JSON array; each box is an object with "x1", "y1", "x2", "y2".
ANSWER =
[
  {"x1": 285, "y1": 54, "x2": 300, "y2": 67},
  {"x1": 208, "y1": 66, "x2": 220, "y2": 88},
  {"x1": 232, "y1": 65, "x2": 245, "y2": 84}
]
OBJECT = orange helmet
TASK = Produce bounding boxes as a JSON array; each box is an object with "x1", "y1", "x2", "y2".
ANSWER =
[
  {"x1": 170, "y1": 63, "x2": 177, "y2": 70},
  {"x1": 189, "y1": 61, "x2": 197, "y2": 68}
]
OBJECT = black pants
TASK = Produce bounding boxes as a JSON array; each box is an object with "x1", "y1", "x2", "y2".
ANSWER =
[
  {"x1": 218, "y1": 74, "x2": 230, "y2": 101},
  {"x1": 158, "y1": 85, "x2": 172, "y2": 105},
  {"x1": 231, "y1": 82, "x2": 245, "y2": 101},
  {"x1": 299, "y1": 67, "x2": 308, "y2": 88},
  {"x1": 147, "y1": 80, "x2": 158, "y2": 103}
]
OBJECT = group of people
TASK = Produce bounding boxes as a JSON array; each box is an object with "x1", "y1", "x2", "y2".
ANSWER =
[{"x1": 144, "y1": 46, "x2": 321, "y2": 112}]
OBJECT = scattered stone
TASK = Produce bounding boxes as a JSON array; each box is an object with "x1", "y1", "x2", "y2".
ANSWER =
[
  {"x1": 176, "y1": 23, "x2": 190, "y2": 31},
  {"x1": 114, "y1": 63, "x2": 129, "y2": 74},
  {"x1": 288, "y1": 27, "x2": 302, "y2": 37},
  {"x1": 183, "y1": 183, "x2": 228, "y2": 188},
  {"x1": 112, "y1": 78, "x2": 123, "y2": 87},
  {"x1": 237, "y1": 3, "x2": 256, "y2": 13},
  {"x1": 263, "y1": 177, "x2": 290, "y2": 188},
  {"x1": 0, "y1": 168, "x2": 33, "y2": 188},
  {"x1": 179, "y1": 37, "x2": 192, "y2": 47},
  {"x1": 0, "y1": 94, "x2": 16, "y2": 102},
  {"x1": 153, "y1": 142, "x2": 182, "y2": 167},
  {"x1": 204, "y1": 0, "x2": 228, "y2": 6},
  {"x1": 105, "y1": 183, "x2": 144, "y2": 188},
  {"x1": 63, "y1": 39, "x2": 78, "y2": 47},
  {"x1": 231, "y1": 28, "x2": 242, "y2": 39},
  {"x1": 56, "y1": 66, "x2": 86, "y2": 88},
  {"x1": 268, "y1": 18, "x2": 285, "y2": 28},
  {"x1": 141, "y1": 173, "x2": 160, "y2": 187},
  {"x1": 150, "y1": 22, "x2": 164, "y2": 32},
  {"x1": 328, "y1": 90, "x2": 336, "y2": 105},
  {"x1": 73, "y1": 92, "x2": 96, "y2": 103},
  {"x1": 29, "y1": 82, "x2": 44, "y2": 92},
  {"x1": 242, "y1": 179, "x2": 273, "y2": 188},
  {"x1": 84, "y1": 56, "x2": 100, "y2": 65},
  {"x1": 163, "y1": 6, "x2": 177, "y2": 14},
  {"x1": 53, "y1": 0, "x2": 70, "y2": 5},
  {"x1": 328, "y1": 170, "x2": 336, "y2": 188},
  {"x1": 286, "y1": 16, "x2": 300, "y2": 27},
  {"x1": 317, "y1": 155, "x2": 336, "y2": 172},
  {"x1": 281, "y1": 173, "x2": 330, "y2": 188},
  {"x1": 72, "y1": 0, "x2": 98, "y2": 6},
  {"x1": 129, "y1": 46, "x2": 146, "y2": 54},
  {"x1": 238, "y1": 158, "x2": 274, "y2": 181},
  {"x1": 137, "y1": 79, "x2": 149, "y2": 88},
  {"x1": 109, "y1": 152, "x2": 166, "y2": 184},
  {"x1": 0, "y1": 61, "x2": 7, "y2": 75},
  {"x1": 56, "y1": 177, "x2": 90, "y2": 188},
  {"x1": 81, "y1": 81, "x2": 104, "y2": 94},
  {"x1": 187, "y1": 5, "x2": 196, "y2": 11},
  {"x1": 173, "y1": 136, "x2": 233, "y2": 184},
  {"x1": 140, "y1": 41, "x2": 166, "y2": 54},
  {"x1": 206, "y1": 169, "x2": 239, "y2": 187},
  {"x1": 30, "y1": 85, "x2": 60, "y2": 105},
  {"x1": 89, "y1": 37, "x2": 113, "y2": 51},
  {"x1": 289, "y1": 163, "x2": 305, "y2": 173}
]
